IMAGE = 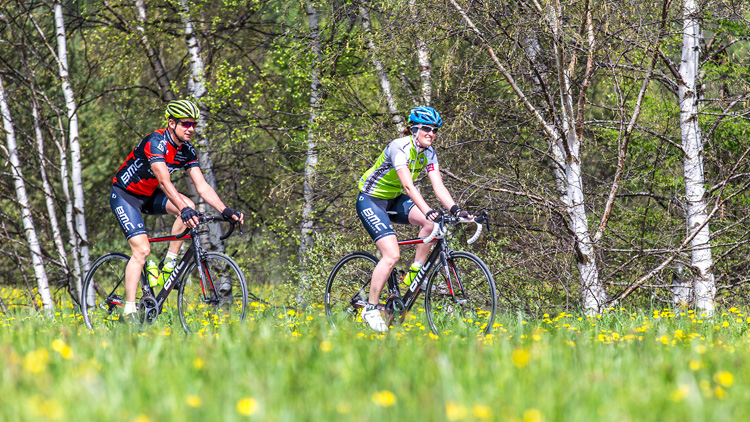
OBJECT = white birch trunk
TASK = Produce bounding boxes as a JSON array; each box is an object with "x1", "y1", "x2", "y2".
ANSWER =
[
  {"x1": 56, "y1": 116, "x2": 84, "y2": 302},
  {"x1": 450, "y1": 0, "x2": 607, "y2": 313},
  {"x1": 179, "y1": 0, "x2": 223, "y2": 251},
  {"x1": 296, "y1": 0, "x2": 323, "y2": 305},
  {"x1": 31, "y1": 97, "x2": 75, "y2": 296},
  {"x1": 408, "y1": 0, "x2": 431, "y2": 105},
  {"x1": 679, "y1": 0, "x2": 715, "y2": 314},
  {"x1": 55, "y1": 1, "x2": 91, "y2": 277},
  {"x1": 0, "y1": 75, "x2": 54, "y2": 312},
  {"x1": 359, "y1": 6, "x2": 405, "y2": 133},
  {"x1": 133, "y1": 0, "x2": 175, "y2": 101}
]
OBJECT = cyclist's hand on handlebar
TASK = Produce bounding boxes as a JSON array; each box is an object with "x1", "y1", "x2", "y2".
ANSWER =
[
  {"x1": 450, "y1": 205, "x2": 473, "y2": 220},
  {"x1": 222, "y1": 207, "x2": 245, "y2": 225},
  {"x1": 180, "y1": 206, "x2": 200, "y2": 228},
  {"x1": 425, "y1": 209, "x2": 439, "y2": 221}
]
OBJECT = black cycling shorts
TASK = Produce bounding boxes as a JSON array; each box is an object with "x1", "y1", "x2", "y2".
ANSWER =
[
  {"x1": 110, "y1": 186, "x2": 169, "y2": 239},
  {"x1": 355, "y1": 193, "x2": 415, "y2": 242}
]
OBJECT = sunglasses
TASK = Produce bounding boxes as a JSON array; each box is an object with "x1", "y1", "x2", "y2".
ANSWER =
[
  {"x1": 416, "y1": 125, "x2": 439, "y2": 134},
  {"x1": 174, "y1": 119, "x2": 196, "y2": 129}
]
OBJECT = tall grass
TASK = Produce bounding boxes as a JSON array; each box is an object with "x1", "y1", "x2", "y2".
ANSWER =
[{"x1": 1, "y1": 298, "x2": 749, "y2": 421}]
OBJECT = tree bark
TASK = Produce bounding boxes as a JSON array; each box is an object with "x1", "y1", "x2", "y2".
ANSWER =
[
  {"x1": 0, "y1": 74, "x2": 54, "y2": 313},
  {"x1": 179, "y1": 0, "x2": 223, "y2": 252},
  {"x1": 297, "y1": 0, "x2": 323, "y2": 305},
  {"x1": 359, "y1": 5, "x2": 405, "y2": 133},
  {"x1": 679, "y1": 0, "x2": 715, "y2": 314},
  {"x1": 55, "y1": 0, "x2": 91, "y2": 278}
]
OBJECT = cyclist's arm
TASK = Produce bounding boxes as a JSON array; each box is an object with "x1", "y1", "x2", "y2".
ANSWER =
[
  {"x1": 152, "y1": 161, "x2": 192, "y2": 211},
  {"x1": 186, "y1": 167, "x2": 245, "y2": 224},
  {"x1": 427, "y1": 170, "x2": 473, "y2": 219},
  {"x1": 396, "y1": 167, "x2": 432, "y2": 215}
]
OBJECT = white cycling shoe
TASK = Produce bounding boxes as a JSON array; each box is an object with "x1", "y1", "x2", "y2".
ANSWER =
[{"x1": 361, "y1": 307, "x2": 389, "y2": 332}]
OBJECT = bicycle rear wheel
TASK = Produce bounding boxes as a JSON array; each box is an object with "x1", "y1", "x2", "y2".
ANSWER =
[
  {"x1": 178, "y1": 252, "x2": 248, "y2": 334},
  {"x1": 425, "y1": 251, "x2": 497, "y2": 336},
  {"x1": 80, "y1": 252, "x2": 145, "y2": 330},
  {"x1": 324, "y1": 252, "x2": 382, "y2": 330}
]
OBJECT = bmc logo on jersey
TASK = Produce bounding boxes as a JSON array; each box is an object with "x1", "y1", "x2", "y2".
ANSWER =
[{"x1": 120, "y1": 160, "x2": 144, "y2": 185}]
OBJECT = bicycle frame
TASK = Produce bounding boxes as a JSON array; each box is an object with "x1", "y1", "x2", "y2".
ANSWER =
[{"x1": 138, "y1": 215, "x2": 239, "y2": 316}]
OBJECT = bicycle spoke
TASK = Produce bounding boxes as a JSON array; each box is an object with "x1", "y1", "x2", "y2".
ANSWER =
[{"x1": 425, "y1": 251, "x2": 497, "y2": 336}]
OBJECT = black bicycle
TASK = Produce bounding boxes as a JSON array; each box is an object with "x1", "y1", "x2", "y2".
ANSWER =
[
  {"x1": 325, "y1": 211, "x2": 496, "y2": 336},
  {"x1": 81, "y1": 214, "x2": 248, "y2": 333}
]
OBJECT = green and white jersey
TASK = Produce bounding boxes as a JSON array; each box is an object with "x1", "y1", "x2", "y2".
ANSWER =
[{"x1": 358, "y1": 136, "x2": 439, "y2": 199}]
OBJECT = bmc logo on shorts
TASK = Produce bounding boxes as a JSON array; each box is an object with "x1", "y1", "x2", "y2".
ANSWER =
[{"x1": 362, "y1": 207, "x2": 388, "y2": 232}]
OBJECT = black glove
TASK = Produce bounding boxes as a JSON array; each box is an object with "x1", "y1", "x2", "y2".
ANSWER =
[
  {"x1": 450, "y1": 205, "x2": 471, "y2": 218},
  {"x1": 222, "y1": 207, "x2": 242, "y2": 220},
  {"x1": 425, "y1": 209, "x2": 439, "y2": 221},
  {"x1": 180, "y1": 206, "x2": 198, "y2": 225}
]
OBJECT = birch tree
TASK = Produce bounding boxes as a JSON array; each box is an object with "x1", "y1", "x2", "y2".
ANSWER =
[
  {"x1": 359, "y1": 4, "x2": 405, "y2": 133},
  {"x1": 677, "y1": 0, "x2": 714, "y2": 314},
  {"x1": 178, "y1": 0, "x2": 223, "y2": 251},
  {"x1": 54, "y1": 0, "x2": 91, "y2": 277},
  {"x1": 0, "y1": 73, "x2": 54, "y2": 312}
]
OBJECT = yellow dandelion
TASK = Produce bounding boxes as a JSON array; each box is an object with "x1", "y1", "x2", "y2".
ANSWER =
[
  {"x1": 320, "y1": 341, "x2": 332, "y2": 352},
  {"x1": 336, "y1": 402, "x2": 351, "y2": 414},
  {"x1": 715, "y1": 386, "x2": 728, "y2": 400},
  {"x1": 689, "y1": 360, "x2": 702, "y2": 371},
  {"x1": 133, "y1": 415, "x2": 151, "y2": 422},
  {"x1": 446, "y1": 401, "x2": 468, "y2": 421},
  {"x1": 186, "y1": 395, "x2": 202, "y2": 408},
  {"x1": 193, "y1": 358, "x2": 204, "y2": 370},
  {"x1": 714, "y1": 371, "x2": 734, "y2": 388},
  {"x1": 51, "y1": 339, "x2": 73, "y2": 360},
  {"x1": 371, "y1": 390, "x2": 397, "y2": 407},
  {"x1": 670, "y1": 384, "x2": 690, "y2": 402},
  {"x1": 23, "y1": 348, "x2": 50, "y2": 374},
  {"x1": 472, "y1": 404, "x2": 492, "y2": 420},
  {"x1": 523, "y1": 408, "x2": 544, "y2": 422},
  {"x1": 511, "y1": 348, "x2": 530, "y2": 368},
  {"x1": 237, "y1": 397, "x2": 259, "y2": 416}
]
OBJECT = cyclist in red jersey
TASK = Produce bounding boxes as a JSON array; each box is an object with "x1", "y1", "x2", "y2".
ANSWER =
[{"x1": 110, "y1": 100, "x2": 244, "y2": 322}]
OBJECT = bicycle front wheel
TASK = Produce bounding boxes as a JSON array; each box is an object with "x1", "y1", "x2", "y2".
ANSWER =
[
  {"x1": 425, "y1": 251, "x2": 497, "y2": 336},
  {"x1": 80, "y1": 252, "x2": 145, "y2": 330},
  {"x1": 178, "y1": 252, "x2": 248, "y2": 334},
  {"x1": 324, "y1": 252, "x2": 380, "y2": 330}
]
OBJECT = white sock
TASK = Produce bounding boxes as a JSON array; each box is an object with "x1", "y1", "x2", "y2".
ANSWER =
[
  {"x1": 124, "y1": 302, "x2": 137, "y2": 315},
  {"x1": 165, "y1": 251, "x2": 178, "y2": 267}
]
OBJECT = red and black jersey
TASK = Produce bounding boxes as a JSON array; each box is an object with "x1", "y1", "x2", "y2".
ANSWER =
[{"x1": 113, "y1": 128, "x2": 200, "y2": 196}]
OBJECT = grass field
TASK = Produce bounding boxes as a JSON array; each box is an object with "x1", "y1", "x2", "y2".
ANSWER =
[{"x1": 1, "y1": 286, "x2": 749, "y2": 421}]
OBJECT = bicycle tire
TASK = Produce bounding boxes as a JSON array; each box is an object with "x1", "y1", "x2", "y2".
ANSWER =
[
  {"x1": 324, "y1": 251, "x2": 382, "y2": 330},
  {"x1": 80, "y1": 252, "x2": 145, "y2": 330},
  {"x1": 424, "y1": 250, "x2": 497, "y2": 336},
  {"x1": 177, "y1": 252, "x2": 248, "y2": 334}
]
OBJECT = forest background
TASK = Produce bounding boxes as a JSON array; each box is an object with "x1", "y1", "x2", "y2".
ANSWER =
[{"x1": 2, "y1": 0, "x2": 750, "y2": 317}]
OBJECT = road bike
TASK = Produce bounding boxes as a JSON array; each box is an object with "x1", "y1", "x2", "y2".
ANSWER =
[
  {"x1": 81, "y1": 214, "x2": 248, "y2": 333},
  {"x1": 325, "y1": 210, "x2": 496, "y2": 336}
]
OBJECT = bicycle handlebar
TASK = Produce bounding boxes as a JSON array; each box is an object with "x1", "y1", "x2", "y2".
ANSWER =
[
  {"x1": 174, "y1": 213, "x2": 243, "y2": 240},
  {"x1": 423, "y1": 210, "x2": 490, "y2": 244}
]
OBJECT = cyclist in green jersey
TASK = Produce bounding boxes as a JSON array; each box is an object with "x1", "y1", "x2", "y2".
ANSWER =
[{"x1": 355, "y1": 106, "x2": 471, "y2": 331}]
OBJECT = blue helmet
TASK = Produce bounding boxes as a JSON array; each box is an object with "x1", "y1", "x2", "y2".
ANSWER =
[{"x1": 409, "y1": 106, "x2": 442, "y2": 128}]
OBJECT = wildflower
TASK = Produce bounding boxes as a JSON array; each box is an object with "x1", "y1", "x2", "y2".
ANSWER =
[
  {"x1": 714, "y1": 371, "x2": 734, "y2": 388},
  {"x1": 511, "y1": 348, "x2": 530, "y2": 368},
  {"x1": 446, "y1": 401, "x2": 468, "y2": 420},
  {"x1": 472, "y1": 405, "x2": 493, "y2": 420},
  {"x1": 186, "y1": 395, "x2": 202, "y2": 408},
  {"x1": 371, "y1": 390, "x2": 397, "y2": 407},
  {"x1": 320, "y1": 341, "x2": 332, "y2": 352},
  {"x1": 523, "y1": 408, "x2": 544, "y2": 422},
  {"x1": 689, "y1": 360, "x2": 702, "y2": 371},
  {"x1": 670, "y1": 384, "x2": 690, "y2": 402},
  {"x1": 193, "y1": 358, "x2": 204, "y2": 370},
  {"x1": 51, "y1": 339, "x2": 73, "y2": 360},
  {"x1": 237, "y1": 398, "x2": 259, "y2": 416},
  {"x1": 23, "y1": 348, "x2": 50, "y2": 374}
]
